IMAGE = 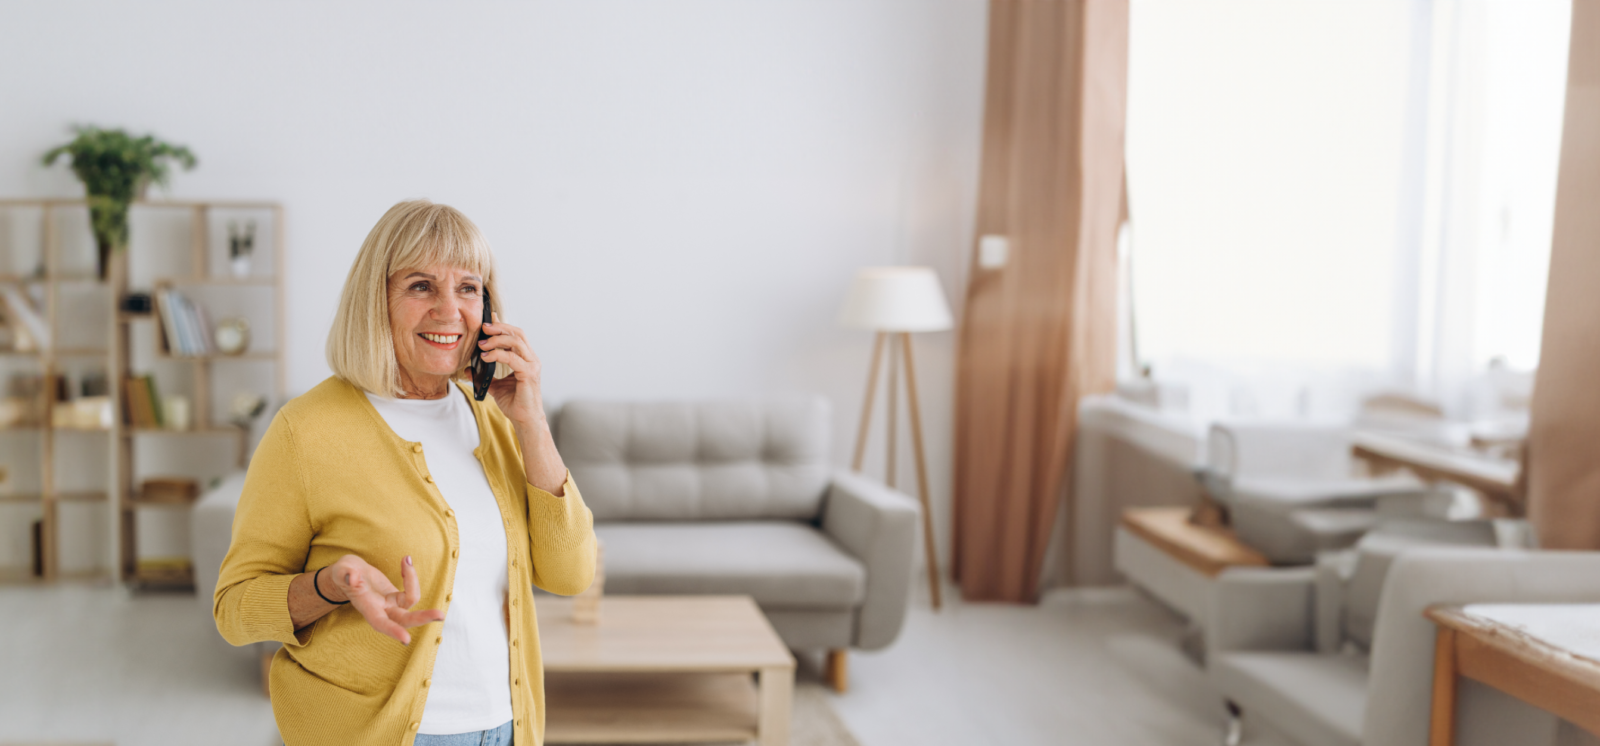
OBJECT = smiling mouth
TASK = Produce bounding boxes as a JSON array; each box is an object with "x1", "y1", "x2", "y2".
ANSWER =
[{"x1": 419, "y1": 333, "x2": 462, "y2": 349}]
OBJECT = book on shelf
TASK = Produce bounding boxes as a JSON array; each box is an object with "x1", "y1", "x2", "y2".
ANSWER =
[
  {"x1": 138, "y1": 477, "x2": 200, "y2": 504},
  {"x1": 122, "y1": 374, "x2": 164, "y2": 429},
  {"x1": 155, "y1": 288, "x2": 213, "y2": 356}
]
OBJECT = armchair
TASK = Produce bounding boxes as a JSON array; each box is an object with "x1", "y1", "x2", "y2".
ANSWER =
[{"x1": 1207, "y1": 526, "x2": 1599, "y2": 746}]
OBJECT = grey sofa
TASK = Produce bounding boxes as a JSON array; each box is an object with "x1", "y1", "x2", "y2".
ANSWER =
[
  {"x1": 555, "y1": 396, "x2": 921, "y2": 665},
  {"x1": 1205, "y1": 523, "x2": 1600, "y2": 746}
]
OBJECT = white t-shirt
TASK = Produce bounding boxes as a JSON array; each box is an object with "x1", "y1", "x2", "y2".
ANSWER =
[{"x1": 366, "y1": 388, "x2": 512, "y2": 735}]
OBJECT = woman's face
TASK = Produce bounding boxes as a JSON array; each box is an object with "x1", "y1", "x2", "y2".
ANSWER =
[{"x1": 388, "y1": 264, "x2": 485, "y2": 397}]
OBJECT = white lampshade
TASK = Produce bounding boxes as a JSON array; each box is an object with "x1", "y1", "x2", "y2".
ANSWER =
[{"x1": 837, "y1": 266, "x2": 954, "y2": 332}]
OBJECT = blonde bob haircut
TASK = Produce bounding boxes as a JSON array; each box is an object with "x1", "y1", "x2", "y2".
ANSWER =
[{"x1": 326, "y1": 200, "x2": 499, "y2": 397}]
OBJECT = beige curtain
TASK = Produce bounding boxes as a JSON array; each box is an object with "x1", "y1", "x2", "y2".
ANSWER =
[
  {"x1": 1528, "y1": 0, "x2": 1600, "y2": 549},
  {"x1": 952, "y1": 0, "x2": 1128, "y2": 603}
]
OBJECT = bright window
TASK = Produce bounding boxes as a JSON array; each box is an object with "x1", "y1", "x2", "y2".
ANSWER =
[{"x1": 1126, "y1": 0, "x2": 1569, "y2": 412}]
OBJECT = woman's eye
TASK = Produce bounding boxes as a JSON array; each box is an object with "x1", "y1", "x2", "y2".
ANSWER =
[{"x1": 410, "y1": 283, "x2": 429, "y2": 292}]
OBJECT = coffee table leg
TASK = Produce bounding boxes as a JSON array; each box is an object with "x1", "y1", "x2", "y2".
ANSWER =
[
  {"x1": 757, "y1": 665, "x2": 794, "y2": 746},
  {"x1": 1430, "y1": 627, "x2": 1456, "y2": 746}
]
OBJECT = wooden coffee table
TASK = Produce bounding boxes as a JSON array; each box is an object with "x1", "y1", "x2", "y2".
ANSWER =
[{"x1": 536, "y1": 595, "x2": 796, "y2": 745}]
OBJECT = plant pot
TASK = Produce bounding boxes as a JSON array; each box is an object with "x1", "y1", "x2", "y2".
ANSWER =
[{"x1": 95, "y1": 234, "x2": 114, "y2": 281}]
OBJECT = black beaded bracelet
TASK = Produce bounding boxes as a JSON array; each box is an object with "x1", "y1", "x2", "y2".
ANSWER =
[{"x1": 314, "y1": 566, "x2": 349, "y2": 605}]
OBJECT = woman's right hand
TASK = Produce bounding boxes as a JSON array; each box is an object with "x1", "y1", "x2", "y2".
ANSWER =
[{"x1": 322, "y1": 554, "x2": 445, "y2": 644}]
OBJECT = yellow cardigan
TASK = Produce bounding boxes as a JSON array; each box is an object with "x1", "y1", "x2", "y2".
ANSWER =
[{"x1": 213, "y1": 377, "x2": 596, "y2": 746}]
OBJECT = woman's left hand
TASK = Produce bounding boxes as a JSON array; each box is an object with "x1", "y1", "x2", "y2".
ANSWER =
[{"x1": 476, "y1": 313, "x2": 546, "y2": 431}]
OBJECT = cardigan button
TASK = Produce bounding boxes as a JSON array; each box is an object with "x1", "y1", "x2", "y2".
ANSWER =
[
  {"x1": 410, "y1": 722, "x2": 419, "y2": 731},
  {"x1": 511, "y1": 598, "x2": 517, "y2": 607},
  {"x1": 514, "y1": 678, "x2": 521, "y2": 686},
  {"x1": 516, "y1": 719, "x2": 523, "y2": 727},
  {"x1": 424, "y1": 475, "x2": 435, "y2": 484},
  {"x1": 412, "y1": 444, "x2": 423, "y2": 453},
  {"x1": 445, "y1": 509, "x2": 454, "y2": 518},
  {"x1": 446, "y1": 593, "x2": 453, "y2": 602},
  {"x1": 423, "y1": 679, "x2": 431, "y2": 688},
  {"x1": 451, "y1": 549, "x2": 459, "y2": 559}
]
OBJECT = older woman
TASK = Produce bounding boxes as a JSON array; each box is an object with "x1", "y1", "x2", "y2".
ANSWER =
[{"x1": 214, "y1": 200, "x2": 595, "y2": 746}]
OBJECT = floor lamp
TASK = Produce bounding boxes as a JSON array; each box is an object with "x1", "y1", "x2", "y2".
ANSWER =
[{"x1": 837, "y1": 267, "x2": 952, "y2": 610}]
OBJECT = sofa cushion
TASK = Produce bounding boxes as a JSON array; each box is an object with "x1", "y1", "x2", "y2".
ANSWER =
[
  {"x1": 596, "y1": 521, "x2": 865, "y2": 608},
  {"x1": 559, "y1": 397, "x2": 830, "y2": 521},
  {"x1": 1212, "y1": 652, "x2": 1367, "y2": 746}
]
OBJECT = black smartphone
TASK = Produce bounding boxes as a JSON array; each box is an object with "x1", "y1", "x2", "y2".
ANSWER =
[{"x1": 470, "y1": 285, "x2": 494, "y2": 401}]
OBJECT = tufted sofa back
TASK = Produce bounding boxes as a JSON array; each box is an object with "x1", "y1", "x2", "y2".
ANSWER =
[{"x1": 555, "y1": 396, "x2": 832, "y2": 522}]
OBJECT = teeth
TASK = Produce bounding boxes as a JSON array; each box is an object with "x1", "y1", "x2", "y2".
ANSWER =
[{"x1": 422, "y1": 333, "x2": 461, "y2": 344}]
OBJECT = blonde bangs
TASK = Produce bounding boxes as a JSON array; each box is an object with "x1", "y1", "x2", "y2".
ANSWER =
[
  {"x1": 387, "y1": 206, "x2": 495, "y2": 281},
  {"x1": 327, "y1": 200, "x2": 500, "y2": 397}
]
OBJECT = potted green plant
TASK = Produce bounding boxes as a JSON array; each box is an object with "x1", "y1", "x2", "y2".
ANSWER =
[{"x1": 41, "y1": 126, "x2": 197, "y2": 279}]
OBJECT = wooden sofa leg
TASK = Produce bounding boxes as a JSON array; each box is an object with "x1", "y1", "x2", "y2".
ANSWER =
[{"x1": 824, "y1": 649, "x2": 849, "y2": 693}]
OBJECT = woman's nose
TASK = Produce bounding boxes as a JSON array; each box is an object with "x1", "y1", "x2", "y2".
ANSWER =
[{"x1": 431, "y1": 292, "x2": 463, "y2": 318}]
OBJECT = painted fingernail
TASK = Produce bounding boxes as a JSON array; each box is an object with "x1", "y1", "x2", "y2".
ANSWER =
[{"x1": 404, "y1": 555, "x2": 412, "y2": 567}]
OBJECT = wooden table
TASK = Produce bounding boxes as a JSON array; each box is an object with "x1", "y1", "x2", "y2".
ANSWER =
[
  {"x1": 1120, "y1": 507, "x2": 1268, "y2": 577},
  {"x1": 1427, "y1": 605, "x2": 1600, "y2": 745},
  {"x1": 537, "y1": 595, "x2": 796, "y2": 745},
  {"x1": 1352, "y1": 432, "x2": 1522, "y2": 511}
]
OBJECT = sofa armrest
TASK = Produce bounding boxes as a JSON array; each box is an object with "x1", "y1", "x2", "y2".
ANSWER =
[
  {"x1": 1206, "y1": 566, "x2": 1316, "y2": 656},
  {"x1": 820, "y1": 469, "x2": 920, "y2": 651},
  {"x1": 192, "y1": 471, "x2": 249, "y2": 611},
  {"x1": 1362, "y1": 549, "x2": 1600, "y2": 746},
  {"x1": 1314, "y1": 550, "x2": 1356, "y2": 654}
]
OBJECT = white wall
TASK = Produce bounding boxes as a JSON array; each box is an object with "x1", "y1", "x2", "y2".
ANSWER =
[{"x1": 0, "y1": 1, "x2": 988, "y2": 570}]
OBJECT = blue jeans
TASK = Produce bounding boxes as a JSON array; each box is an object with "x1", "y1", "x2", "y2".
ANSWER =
[{"x1": 413, "y1": 720, "x2": 513, "y2": 746}]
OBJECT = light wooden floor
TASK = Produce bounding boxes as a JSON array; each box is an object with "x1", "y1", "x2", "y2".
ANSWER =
[
  {"x1": 0, "y1": 579, "x2": 1290, "y2": 746},
  {"x1": 823, "y1": 581, "x2": 1292, "y2": 746}
]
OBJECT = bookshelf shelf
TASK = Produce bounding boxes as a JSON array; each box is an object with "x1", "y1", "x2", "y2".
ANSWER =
[
  {"x1": 158, "y1": 276, "x2": 277, "y2": 286},
  {"x1": 155, "y1": 352, "x2": 277, "y2": 361},
  {"x1": 121, "y1": 427, "x2": 243, "y2": 438},
  {"x1": 0, "y1": 198, "x2": 284, "y2": 587},
  {"x1": 0, "y1": 273, "x2": 103, "y2": 284},
  {"x1": 0, "y1": 348, "x2": 108, "y2": 357}
]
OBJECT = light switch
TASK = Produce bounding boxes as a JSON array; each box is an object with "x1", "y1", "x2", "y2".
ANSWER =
[{"x1": 978, "y1": 235, "x2": 1009, "y2": 269}]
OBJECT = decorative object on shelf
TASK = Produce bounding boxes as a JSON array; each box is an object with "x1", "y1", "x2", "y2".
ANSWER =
[
  {"x1": 40, "y1": 126, "x2": 196, "y2": 280},
  {"x1": 228, "y1": 220, "x2": 257, "y2": 278},
  {"x1": 3, "y1": 373, "x2": 44, "y2": 427},
  {"x1": 51, "y1": 396, "x2": 112, "y2": 430},
  {"x1": 229, "y1": 391, "x2": 268, "y2": 466},
  {"x1": 0, "y1": 398, "x2": 26, "y2": 429},
  {"x1": 214, "y1": 317, "x2": 250, "y2": 356},
  {"x1": 163, "y1": 395, "x2": 191, "y2": 432},
  {"x1": 80, "y1": 370, "x2": 109, "y2": 398},
  {"x1": 138, "y1": 476, "x2": 200, "y2": 504},
  {"x1": 0, "y1": 284, "x2": 49, "y2": 351},
  {"x1": 155, "y1": 288, "x2": 213, "y2": 356},
  {"x1": 119, "y1": 292, "x2": 153, "y2": 315},
  {"x1": 837, "y1": 266, "x2": 954, "y2": 610},
  {"x1": 229, "y1": 392, "x2": 267, "y2": 429}
]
